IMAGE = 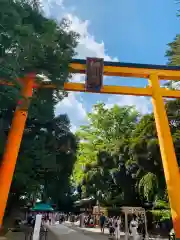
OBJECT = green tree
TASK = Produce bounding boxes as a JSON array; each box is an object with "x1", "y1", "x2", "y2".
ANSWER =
[
  {"x1": 0, "y1": 0, "x2": 79, "y2": 215},
  {"x1": 74, "y1": 103, "x2": 139, "y2": 178},
  {"x1": 0, "y1": 0, "x2": 78, "y2": 86},
  {"x1": 129, "y1": 114, "x2": 165, "y2": 201},
  {"x1": 73, "y1": 103, "x2": 140, "y2": 206},
  {"x1": 73, "y1": 99, "x2": 180, "y2": 208},
  {"x1": 166, "y1": 35, "x2": 180, "y2": 66},
  {"x1": 165, "y1": 33, "x2": 180, "y2": 89},
  {"x1": 130, "y1": 99, "x2": 180, "y2": 204}
]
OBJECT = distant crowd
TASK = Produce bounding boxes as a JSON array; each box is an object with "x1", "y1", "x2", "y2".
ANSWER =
[
  {"x1": 73, "y1": 212, "x2": 146, "y2": 239},
  {"x1": 15, "y1": 211, "x2": 174, "y2": 239}
]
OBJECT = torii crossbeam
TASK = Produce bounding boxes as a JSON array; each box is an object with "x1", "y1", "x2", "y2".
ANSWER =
[{"x1": 0, "y1": 58, "x2": 180, "y2": 238}]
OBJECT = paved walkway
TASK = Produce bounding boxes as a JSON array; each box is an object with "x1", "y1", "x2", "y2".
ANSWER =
[
  {"x1": 49, "y1": 222, "x2": 131, "y2": 240},
  {"x1": 45, "y1": 223, "x2": 96, "y2": 240},
  {"x1": 64, "y1": 222, "x2": 169, "y2": 240},
  {"x1": 65, "y1": 221, "x2": 109, "y2": 234},
  {"x1": 5, "y1": 222, "x2": 169, "y2": 240}
]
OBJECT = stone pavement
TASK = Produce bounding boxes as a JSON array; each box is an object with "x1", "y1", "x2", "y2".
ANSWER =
[
  {"x1": 1, "y1": 223, "x2": 96, "y2": 240},
  {"x1": 45, "y1": 223, "x2": 96, "y2": 240},
  {"x1": 65, "y1": 222, "x2": 114, "y2": 239},
  {"x1": 65, "y1": 223, "x2": 131, "y2": 240},
  {"x1": 64, "y1": 222, "x2": 169, "y2": 240}
]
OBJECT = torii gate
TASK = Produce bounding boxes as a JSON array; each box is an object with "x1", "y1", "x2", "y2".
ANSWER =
[{"x1": 0, "y1": 58, "x2": 180, "y2": 238}]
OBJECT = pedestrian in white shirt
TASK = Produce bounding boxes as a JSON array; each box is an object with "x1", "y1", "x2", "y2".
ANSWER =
[
  {"x1": 115, "y1": 216, "x2": 121, "y2": 239},
  {"x1": 130, "y1": 214, "x2": 139, "y2": 240},
  {"x1": 117, "y1": 216, "x2": 121, "y2": 239}
]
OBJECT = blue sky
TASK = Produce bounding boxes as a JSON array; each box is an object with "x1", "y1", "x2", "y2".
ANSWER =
[{"x1": 42, "y1": 0, "x2": 179, "y2": 131}]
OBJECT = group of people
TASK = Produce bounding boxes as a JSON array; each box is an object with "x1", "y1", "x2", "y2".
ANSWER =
[
  {"x1": 99, "y1": 213, "x2": 145, "y2": 240},
  {"x1": 26, "y1": 210, "x2": 146, "y2": 240},
  {"x1": 24, "y1": 211, "x2": 147, "y2": 240},
  {"x1": 26, "y1": 212, "x2": 56, "y2": 226},
  {"x1": 84, "y1": 215, "x2": 94, "y2": 227},
  {"x1": 107, "y1": 216, "x2": 121, "y2": 238},
  {"x1": 99, "y1": 213, "x2": 121, "y2": 238}
]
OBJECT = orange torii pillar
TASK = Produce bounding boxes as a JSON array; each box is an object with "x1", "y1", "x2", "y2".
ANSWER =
[
  {"x1": 0, "y1": 74, "x2": 35, "y2": 228},
  {"x1": 149, "y1": 74, "x2": 180, "y2": 238}
]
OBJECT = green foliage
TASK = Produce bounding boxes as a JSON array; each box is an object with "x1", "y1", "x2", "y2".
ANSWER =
[
  {"x1": 165, "y1": 34, "x2": 180, "y2": 89},
  {"x1": 166, "y1": 35, "x2": 180, "y2": 66},
  {"x1": 73, "y1": 103, "x2": 141, "y2": 206},
  {"x1": 73, "y1": 103, "x2": 138, "y2": 183},
  {"x1": 153, "y1": 199, "x2": 169, "y2": 209},
  {"x1": 0, "y1": 0, "x2": 79, "y2": 213},
  {"x1": 0, "y1": 0, "x2": 78, "y2": 98},
  {"x1": 138, "y1": 173, "x2": 158, "y2": 202},
  {"x1": 73, "y1": 96, "x2": 180, "y2": 210},
  {"x1": 151, "y1": 199, "x2": 171, "y2": 222},
  {"x1": 150, "y1": 210, "x2": 171, "y2": 222}
]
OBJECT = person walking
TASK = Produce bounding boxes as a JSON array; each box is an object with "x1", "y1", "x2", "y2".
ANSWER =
[
  {"x1": 115, "y1": 216, "x2": 121, "y2": 239},
  {"x1": 109, "y1": 219, "x2": 115, "y2": 238},
  {"x1": 130, "y1": 214, "x2": 139, "y2": 240},
  {"x1": 99, "y1": 212, "x2": 106, "y2": 233}
]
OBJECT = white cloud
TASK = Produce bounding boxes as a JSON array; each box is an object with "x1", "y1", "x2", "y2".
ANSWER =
[
  {"x1": 41, "y1": 1, "x2": 153, "y2": 132},
  {"x1": 65, "y1": 13, "x2": 118, "y2": 83},
  {"x1": 40, "y1": 0, "x2": 64, "y2": 17},
  {"x1": 53, "y1": 12, "x2": 119, "y2": 130},
  {"x1": 169, "y1": 81, "x2": 180, "y2": 90},
  {"x1": 40, "y1": 2, "x2": 152, "y2": 131},
  {"x1": 66, "y1": 14, "x2": 118, "y2": 62},
  {"x1": 106, "y1": 95, "x2": 152, "y2": 115},
  {"x1": 55, "y1": 92, "x2": 88, "y2": 132}
]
